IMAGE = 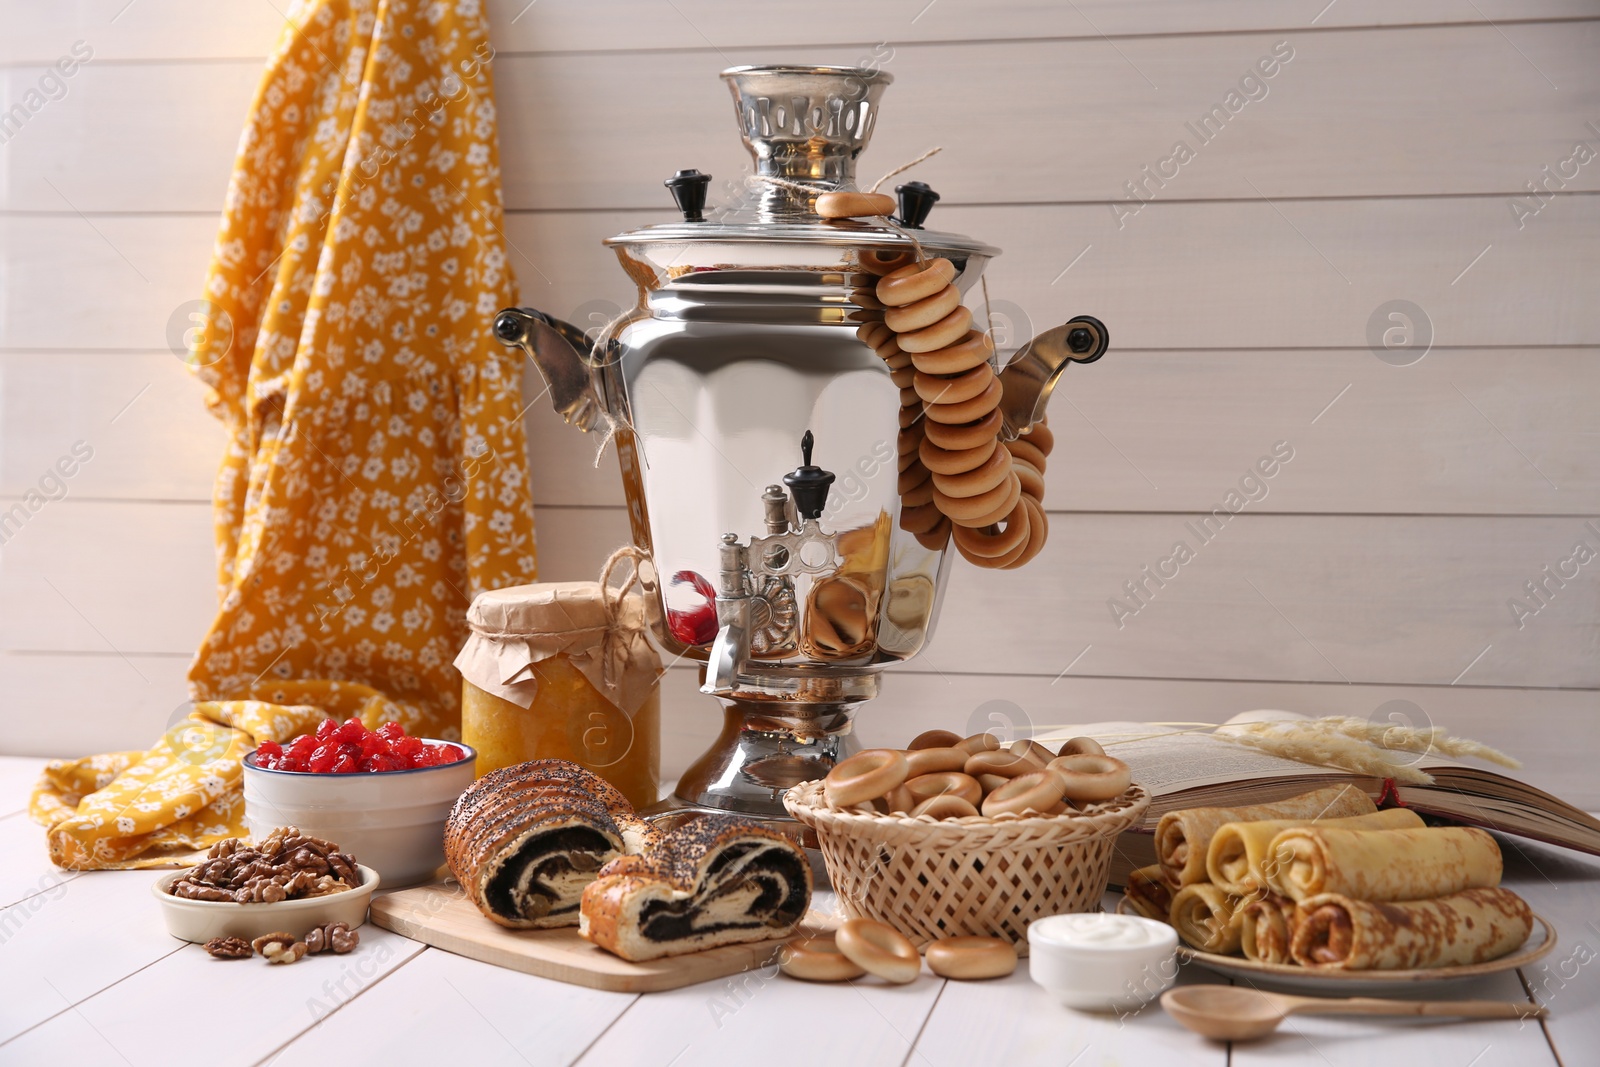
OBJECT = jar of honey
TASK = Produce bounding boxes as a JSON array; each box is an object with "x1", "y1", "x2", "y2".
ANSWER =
[{"x1": 455, "y1": 549, "x2": 660, "y2": 808}]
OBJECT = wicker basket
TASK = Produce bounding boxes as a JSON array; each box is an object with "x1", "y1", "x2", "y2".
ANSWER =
[{"x1": 785, "y1": 779, "x2": 1149, "y2": 953}]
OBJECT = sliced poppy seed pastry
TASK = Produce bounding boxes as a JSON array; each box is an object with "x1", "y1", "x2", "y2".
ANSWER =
[
  {"x1": 579, "y1": 816, "x2": 812, "y2": 961},
  {"x1": 444, "y1": 760, "x2": 654, "y2": 929}
]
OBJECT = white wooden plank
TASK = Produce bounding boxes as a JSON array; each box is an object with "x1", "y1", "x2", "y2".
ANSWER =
[
  {"x1": 269, "y1": 946, "x2": 635, "y2": 1067},
  {"x1": 0, "y1": 352, "x2": 225, "y2": 500},
  {"x1": 0, "y1": 756, "x2": 48, "y2": 815},
  {"x1": 0, "y1": 811, "x2": 77, "y2": 909},
  {"x1": 1, "y1": 0, "x2": 1592, "y2": 63},
  {"x1": 0, "y1": 500, "x2": 217, "y2": 656},
  {"x1": 9, "y1": 347, "x2": 1595, "y2": 517},
  {"x1": 1499, "y1": 841, "x2": 1600, "y2": 1064},
  {"x1": 0, "y1": 867, "x2": 177, "y2": 1045},
  {"x1": 909, "y1": 960, "x2": 1227, "y2": 1067},
  {"x1": 0, "y1": 923, "x2": 425, "y2": 1066},
  {"x1": 7, "y1": 195, "x2": 1594, "y2": 354},
  {"x1": 0, "y1": 652, "x2": 192, "y2": 758},
  {"x1": 3, "y1": 503, "x2": 1596, "y2": 690},
  {"x1": 575, "y1": 955, "x2": 944, "y2": 1067},
  {"x1": 7, "y1": 23, "x2": 1600, "y2": 212},
  {"x1": 1229, "y1": 971, "x2": 1555, "y2": 1066}
]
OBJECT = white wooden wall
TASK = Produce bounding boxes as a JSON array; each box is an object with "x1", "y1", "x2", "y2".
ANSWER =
[{"x1": 2, "y1": 1, "x2": 1597, "y2": 803}]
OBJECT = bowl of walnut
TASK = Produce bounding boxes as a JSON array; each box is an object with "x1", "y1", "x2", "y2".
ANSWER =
[{"x1": 152, "y1": 827, "x2": 378, "y2": 944}]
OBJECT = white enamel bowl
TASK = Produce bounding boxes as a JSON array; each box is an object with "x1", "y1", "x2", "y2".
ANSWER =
[
  {"x1": 242, "y1": 741, "x2": 475, "y2": 886},
  {"x1": 152, "y1": 864, "x2": 379, "y2": 944}
]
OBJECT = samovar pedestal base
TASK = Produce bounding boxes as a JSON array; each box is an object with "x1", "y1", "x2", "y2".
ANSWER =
[{"x1": 641, "y1": 681, "x2": 874, "y2": 861}]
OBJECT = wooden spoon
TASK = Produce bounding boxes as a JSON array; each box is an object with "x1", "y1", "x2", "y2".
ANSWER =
[{"x1": 1161, "y1": 985, "x2": 1547, "y2": 1042}]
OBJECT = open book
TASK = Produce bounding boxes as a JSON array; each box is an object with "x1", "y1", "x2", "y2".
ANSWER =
[{"x1": 1035, "y1": 719, "x2": 1600, "y2": 887}]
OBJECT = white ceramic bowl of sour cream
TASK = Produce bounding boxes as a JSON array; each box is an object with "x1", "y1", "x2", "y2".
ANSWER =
[{"x1": 1028, "y1": 912, "x2": 1179, "y2": 1012}]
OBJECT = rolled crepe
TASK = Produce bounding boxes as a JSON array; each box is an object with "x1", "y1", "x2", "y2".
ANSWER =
[
  {"x1": 1206, "y1": 808, "x2": 1423, "y2": 896},
  {"x1": 1156, "y1": 785, "x2": 1375, "y2": 886},
  {"x1": 1290, "y1": 887, "x2": 1532, "y2": 970},
  {"x1": 1239, "y1": 896, "x2": 1298, "y2": 964},
  {"x1": 1265, "y1": 825, "x2": 1502, "y2": 903},
  {"x1": 1123, "y1": 864, "x2": 1176, "y2": 922},
  {"x1": 1169, "y1": 883, "x2": 1246, "y2": 955}
]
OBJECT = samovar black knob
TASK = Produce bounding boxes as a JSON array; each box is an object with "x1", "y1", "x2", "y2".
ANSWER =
[
  {"x1": 782, "y1": 430, "x2": 835, "y2": 521},
  {"x1": 894, "y1": 180, "x2": 940, "y2": 229},
  {"x1": 664, "y1": 169, "x2": 712, "y2": 222}
]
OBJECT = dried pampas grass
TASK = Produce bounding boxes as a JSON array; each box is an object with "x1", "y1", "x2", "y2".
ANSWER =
[{"x1": 1213, "y1": 716, "x2": 1519, "y2": 786}]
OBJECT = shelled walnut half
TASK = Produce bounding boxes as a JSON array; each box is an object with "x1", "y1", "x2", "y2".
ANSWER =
[{"x1": 304, "y1": 922, "x2": 359, "y2": 955}]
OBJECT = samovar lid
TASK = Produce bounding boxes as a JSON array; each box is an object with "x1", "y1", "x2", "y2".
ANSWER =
[{"x1": 604, "y1": 64, "x2": 999, "y2": 262}]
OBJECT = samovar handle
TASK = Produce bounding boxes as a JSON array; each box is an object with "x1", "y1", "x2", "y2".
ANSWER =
[
  {"x1": 492, "y1": 307, "x2": 610, "y2": 432},
  {"x1": 995, "y1": 315, "x2": 1109, "y2": 440}
]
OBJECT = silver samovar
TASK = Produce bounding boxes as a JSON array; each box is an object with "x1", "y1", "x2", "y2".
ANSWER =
[{"x1": 494, "y1": 65, "x2": 1107, "y2": 832}]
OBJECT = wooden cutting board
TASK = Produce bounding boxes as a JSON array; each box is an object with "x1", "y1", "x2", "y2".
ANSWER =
[{"x1": 370, "y1": 881, "x2": 835, "y2": 993}]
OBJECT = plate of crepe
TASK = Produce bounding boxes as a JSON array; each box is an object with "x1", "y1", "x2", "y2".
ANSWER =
[
  {"x1": 1168, "y1": 911, "x2": 1557, "y2": 995},
  {"x1": 1120, "y1": 784, "x2": 1560, "y2": 994}
]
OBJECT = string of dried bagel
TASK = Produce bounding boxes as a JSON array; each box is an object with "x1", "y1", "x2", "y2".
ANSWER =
[{"x1": 812, "y1": 166, "x2": 1053, "y2": 570}]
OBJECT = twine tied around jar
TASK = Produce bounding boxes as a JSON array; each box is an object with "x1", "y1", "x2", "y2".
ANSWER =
[{"x1": 454, "y1": 546, "x2": 662, "y2": 716}]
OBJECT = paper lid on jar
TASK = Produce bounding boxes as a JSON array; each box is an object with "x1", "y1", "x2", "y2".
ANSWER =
[{"x1": 454, "y1": 549, "x2": 661, "y2": 716}]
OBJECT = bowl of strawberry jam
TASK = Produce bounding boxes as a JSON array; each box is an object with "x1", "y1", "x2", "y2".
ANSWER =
[{"x1": 244, "y1": 719, "x2": 474, "y2": 886}]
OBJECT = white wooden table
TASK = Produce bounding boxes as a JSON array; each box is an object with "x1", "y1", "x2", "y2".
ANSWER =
[{"x1": 4, "y1": 754, "x2": 1598, "y2": 1067}]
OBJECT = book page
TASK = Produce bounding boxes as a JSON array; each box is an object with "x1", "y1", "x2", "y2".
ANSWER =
[{"x1": 1034, "y1": 721, "x2": 1335, "y2": 794}]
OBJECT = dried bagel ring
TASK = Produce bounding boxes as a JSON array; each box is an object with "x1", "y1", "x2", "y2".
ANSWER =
[
  {"x1": 980, "y1": 770, "x2": 1068, "y2": 817},
  {"x1": 924, "y1": 410, "x2": 1004, "y2": 452},
  {"x1": 932, "y1": 443, "x2": 1012, "y2": 499},
  {"x1": 925, "y1": 937, "x2": 1018, "y2": 980},
  {"x1": 836, "y1": 919, "x2": 921, "y2": 984},
  {"x1": 912, "y1": 330, "x2": 994, "y2": 376},
  {"x1": 963, "y1": 749, "x2": 1040, "y2": 780},
  {"x1": 876, "y1": 258, "x2": 956, "y2": 306},
  {"x1": 1000, "y1": 495, "x2": 1049, "y2": 569},
  {"x1": 898, "y1": 501, "x2": 945, "y2": 535},
  {"x1": 957, "y1": 732, "x2": 1002, "y2": 755},
  {"x1": 817, "y1": 191, "x2": 897, "y2": 218},
  {"x1": 781, "y1": 936, "x2": 867, "y2": 982},
  {"x1": 951, "y1": 500, "x2": 1030, "y2": 561},
  {"x1": 1057, "y1": 736, "x2": 1106, "y2": 758},
  {"x1": 940, "y1": 471, "x2": 1021, "y2": 528},
  {"x1": 888, "y1": 771, "x2": 983, "y2": 812},
  {"x1": 971, "y1": 473, "x2": 1026, "y2": 528},
  {"x1": 856, "y1": 321, "x2": 893, "y2": 350},
  {"x1": 882, "y1": 347, "x2": 913, "y2": 371},
  {"x1": 860, "y1": 249, "x2": 915, "y2": 276},
  {"x1": 914, "y1": 362, "x2": 994, "y2": 407},
  {"x1": 923, "y1": 374, "x2": 1003, "y2": 425},
  {"x1": 897, "y1": 463, "x2": 932, "y2": 496},
  {"x1": 904, "y1": 746, "x2": 970, "y2": 777},
  {"x1": 898, "y1": 405, "x2": 924, "y2": 429},
  {"x1": 913, "y1": 514, "x2": 952, "y2": 550},
  {"x1": 910, "y1": 794, "x2": 981, "y2": 819},
  {"x1": 908, "y1": 729, "x2": 964, "y2": 750},
  {"x1": 885, "y1": 284, "x2": 961, "y2": 333},
  {"x1": 902, "y1": 474, "x2": 936, "y2": 508},
  {"x1": 1046, "y1": 753, "x2": 1132, "y2": 804},
  {"x1": 897, "y1": 306, "x2": 974, "y2": 354},
  {"x1": 851, "y1": 287, "x2": 886, "y2": 311},
  {"x1": 1011, "y1": 457, "x2": 1046, "y2": 502},
  {"x1": 824, "y1": 749, "x2": 909, "y2": 808},
  {"x1": 1005, "y1": 437, "x2": 1049, "y2": 472},
  {"x1": 1027, "y1": 421, "x2": 1056, "y2": 452},
  {"x1": 976, "y1": 773, "x2": 1009, "y2": 794},
  {"x1": 1008, "y1": 739, "x2": 1056, "y2": 766},
  {"x1": 920, "y1": 435, "x2": 997, "y2": 476}
]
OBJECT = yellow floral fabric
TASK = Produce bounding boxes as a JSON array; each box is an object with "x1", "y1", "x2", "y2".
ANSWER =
[
  {"x1": 31, "y1": 704, "x2": 326, "y2": 870},
  {"x1": 32, "y1": 0, "x2": 536, "y2": 869}
]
